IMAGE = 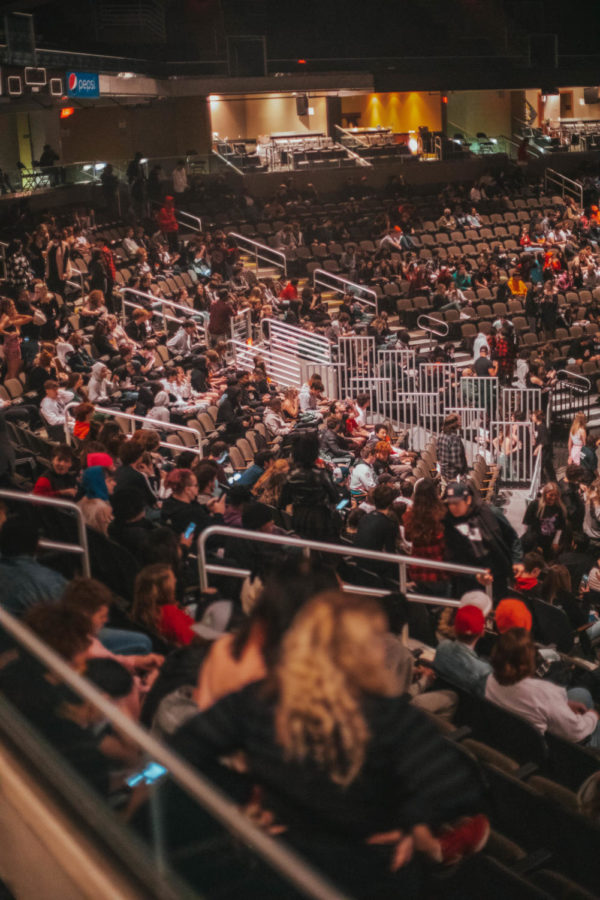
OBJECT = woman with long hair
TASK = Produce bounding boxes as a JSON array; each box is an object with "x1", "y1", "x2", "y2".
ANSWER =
[
  {"x1": 523, "y1": 481, "x2": 569, "y2": 559},
  {"x1": 402, "y1": 478, "x2": 449, "y2": 595},
  {"x1": 568, "y1": 412, "x2": 587, "y2": 466},
  {"x1": 171, "y1": 591, "x2": 487, "y2": 896},
  {"x1": 132, "y1": 563, "x2": 195, "y2": 647},
  {"x1": 252, "y1": 458, "x2": 290, "y2": 507}
]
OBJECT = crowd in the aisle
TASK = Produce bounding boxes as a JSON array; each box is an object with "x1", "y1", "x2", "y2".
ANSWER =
[{"x1": 2, "y1": 161, "x2": 600, "y2": 896}]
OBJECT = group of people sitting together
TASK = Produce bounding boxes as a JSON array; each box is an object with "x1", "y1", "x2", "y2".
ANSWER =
[{"x1": 1, "y1": 168, "x2": 600, "y2": 897}]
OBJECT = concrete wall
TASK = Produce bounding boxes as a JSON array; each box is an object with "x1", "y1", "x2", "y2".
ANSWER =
[
  {"x1": 446, "y1": 90, "x2": 513, "y2": 139},
  {"x1": 59, "y1": 97, "x2": 212, "y2": 164},
  {"x1": 209, "y1": 95, "x2": 328, "y2": 140},
  {"x1": 340, "y1": 92, "x2": 442, "y2": 133}
]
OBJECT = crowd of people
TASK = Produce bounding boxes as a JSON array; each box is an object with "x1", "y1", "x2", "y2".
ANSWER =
[{"x1": 1, "y1": 164, "x2": 600, "y2": 896}]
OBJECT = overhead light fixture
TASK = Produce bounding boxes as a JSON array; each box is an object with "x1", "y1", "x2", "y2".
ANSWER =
[
  {"x1": 117, "y1": 72, "x2": 136, "y2": 79},
  {"x1": 60, "y1": 107, "x2": 75, "y2": 119}
]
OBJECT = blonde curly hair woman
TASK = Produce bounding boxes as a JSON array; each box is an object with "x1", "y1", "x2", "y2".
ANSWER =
[{"x1": 171, "y1": 591, "x2": 488, "y2": 894}]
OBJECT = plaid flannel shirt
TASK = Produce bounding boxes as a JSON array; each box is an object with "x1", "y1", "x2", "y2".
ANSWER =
[{"x1": 437, "y1": 432, "x2": 467, "y2": 479}]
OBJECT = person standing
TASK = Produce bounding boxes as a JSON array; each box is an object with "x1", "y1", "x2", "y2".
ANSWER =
[
  {"x1": 437, "y1": 414, "x2": 468, "y2": 485},
  {"x1": 158, "y1": 195, "x2": 179, "y2": 253}
]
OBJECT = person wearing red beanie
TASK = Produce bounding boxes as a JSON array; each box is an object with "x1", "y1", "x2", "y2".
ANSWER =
[{"x1": 434, "y1": 605, "x2": 491, "y2": 696}]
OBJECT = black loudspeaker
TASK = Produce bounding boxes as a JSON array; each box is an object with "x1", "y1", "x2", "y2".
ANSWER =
[
  {"x1": 296, "y1": 94, "x2": 309, "y2": 116},
  {"x1": 584, "y1": 87, "x2": 599, "y2": 104}
]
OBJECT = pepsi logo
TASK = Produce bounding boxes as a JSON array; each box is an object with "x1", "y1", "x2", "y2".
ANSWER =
[{"x1": 68, "y1": 73, "x2": 77, "y2": 91}]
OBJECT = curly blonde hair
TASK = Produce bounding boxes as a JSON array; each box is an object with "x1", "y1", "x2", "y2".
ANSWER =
[{"x1": 275, "y1": 591, "x2": 393, "y2": 787}]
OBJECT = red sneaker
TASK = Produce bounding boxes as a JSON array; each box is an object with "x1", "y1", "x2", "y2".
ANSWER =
[{"x1": 437, "y1": 814, "x2": 490, "y2": 866}]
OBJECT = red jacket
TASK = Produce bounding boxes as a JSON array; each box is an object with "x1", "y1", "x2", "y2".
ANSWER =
[{"x1": 158, "y1": 200, "x2": 179, "y2": 234}]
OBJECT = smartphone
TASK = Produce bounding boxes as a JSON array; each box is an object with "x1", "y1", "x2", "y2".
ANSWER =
[
  {"x1": 126, "y1": 761, "x2": 168, "y2": 788},
  {"x1": 228, "y1": 472, "x2": 242, "y2": 484},
  {"x1": 336, "y1": 498, "x2": 350, "y2": 511},
  {"x1": 582, "y1": 574, "x2": 589, "y2": 588},
  {"x1": 183, "y1": 522, "x2": 196, "y2": 539}
]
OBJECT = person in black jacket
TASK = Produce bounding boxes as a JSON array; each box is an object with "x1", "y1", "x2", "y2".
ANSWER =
[
  {"x1": 444, "y1": 481, "x2": 518, "y2": 599},
  {"x1": 279, "y1": 433, "x2": 339, "y2": 540},
  {"x1": 169, "y1": 592, "x2": 487, "y2": 898}
]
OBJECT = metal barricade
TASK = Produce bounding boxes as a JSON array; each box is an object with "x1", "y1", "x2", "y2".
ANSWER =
[
  {"x1": 374, "y1": 348, "x2": 418, "y2": 429},
  {"x1": 230, "y1": 308, "x2": 252, "y2": 344},
  {"x1": 490, "y1": 419, "x2": 535, "y2": 485},
  {"x1": 458, "y1": 376, "x2": 499, "y2": 419},
  {"x1": 446, "y1": 407, "x2": 488, "y2": 466},
  {"x1": 499, "y1": 387, "x2": 542, "y2": 421},
  {"x1": 0, "y1": 489, "x2": 90, "y2": 577},
  {"x1": 265, "y1": 318, "x2": 332, "y2": 366},
  {"x1": 337, "y1": 335, "x2": 377, "y2": 420},
  {"x1": 229, "y1": 339, "x2": 301, "y2": 387},
  {"x1": 197, "y1": 525, "x2": 492, "y2": 607},
  {"x1": 228, "y1": 232, "x2": 287, "y2": 276},
  {"x1": 417, "y1": 361, "x2": 462, "y2": 410},
  {"x1": 311, "y1": 269, "x2": 377, "y2": 312},
  {"x1": 64, "y1": 403, "x2": 204, "y2": 458}
]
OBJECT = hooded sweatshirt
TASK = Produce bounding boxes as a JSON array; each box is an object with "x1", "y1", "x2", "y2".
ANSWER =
[{"x1": 81, "y1": 466, "x2": 109, "y2": 501}]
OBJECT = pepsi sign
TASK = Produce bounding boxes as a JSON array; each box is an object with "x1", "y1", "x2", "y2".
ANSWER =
[{"x1": 66, "y1": 71, "x2": 99, "y2": 98}]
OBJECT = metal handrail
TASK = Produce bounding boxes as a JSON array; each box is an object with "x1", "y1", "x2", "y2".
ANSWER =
[
  {"x1": 197, "y1": 525, "x2": 492, "y2": 602},
  {"x1": 0, "y1": 605, "x2": 350, "y2": 900},
  {"x1": 544, "y1": 168, "x2": 583, "y2": 207},
  {"x1": 227, "y1": 232, "x2": 287, "y2": 276},
  {"x1": 0, "y1": 489, "x2": 90, "y2": 577},
  {"x1": 554, "y1": 369, "x2": 592, "y2": 392},
  {"x1": 211, "y1": 147, "x2": 245, "y2": 176},
  {"x1": 312, "y1": 269, "x2": 377, "y2": 310},
  {"x1": 63, "y1": 402, "x2": 204, "y2": 457},
  {"x1": 119, "y1": 285, "x2": 197, "y2": 317},
  {"x1": 174, "y1": 209, "x2": 203, "y2": 233},
  {"x1": 417, "y1": 314, "x2": 449, "y2": 337}
]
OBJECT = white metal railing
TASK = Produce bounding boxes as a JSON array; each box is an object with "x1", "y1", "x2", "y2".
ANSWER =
[
  {"x1": 63, "y1": 403, "x2": 204, "y2": 457},
  {"x1": 230, "y1": 308, "x2": 252, "y2": 344},
  {"x1": 312, "y1": 269, "x2": 377, "y2": 311},
  {"x1": 264, "y1": 318, "x2": 332, "y2": 366},
  {"x1": 527, "y1": 448, "x2": 543, "y2": 501},
  {"x1": 211, "y1": 147, "x2": 245, "y2": 176},
  {"x1": 490, "y1": 419, "x2": 535, "y2": 485},
  {"x1": 229, "y1": 339, "x2": 301, "y2": 387},
  {"x1": 0, "y1": 605, "x2": 350, "y2": 900},
  {"x1": 174, "y1": 208, "x2": 203, "y2": 234},
  {"x1": 228, "y1": 232, "x2": 287, "y2": 276},
  {"x1": 417, "y1": 314, "x2": 449, "y2": 338},
  {"x1": 197, "y1": 525, "x2": 492, "y2": 606},
  {"x1": 544, "y1": 168, "x2": 583, "y2": 207},
  {"x1": 0, "y1": 489, "x2": 90, "y2": 577},
  {"x1": 118, "y1": 286, "x2": 208, "y2": 343},
  {"x1": 150, "y1": 199, "x2": 202, "y2": 234}
]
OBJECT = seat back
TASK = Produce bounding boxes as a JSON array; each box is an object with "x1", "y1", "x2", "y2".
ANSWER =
[{"x1": 531, "y1": 598, "x2": 574, "y2": 653}]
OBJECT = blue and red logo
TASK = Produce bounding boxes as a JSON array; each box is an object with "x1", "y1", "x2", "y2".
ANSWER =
[{"x1": 66, "y1": 71, "x2": 99, "y2": 98}]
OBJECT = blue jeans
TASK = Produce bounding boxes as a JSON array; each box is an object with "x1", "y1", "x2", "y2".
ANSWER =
[
  {"x1": 98, "y1": 626, "x2": 152, "y2": 655},
  {"x1": 567, "y1": 687, "x2": 600, "y2": 748}
]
